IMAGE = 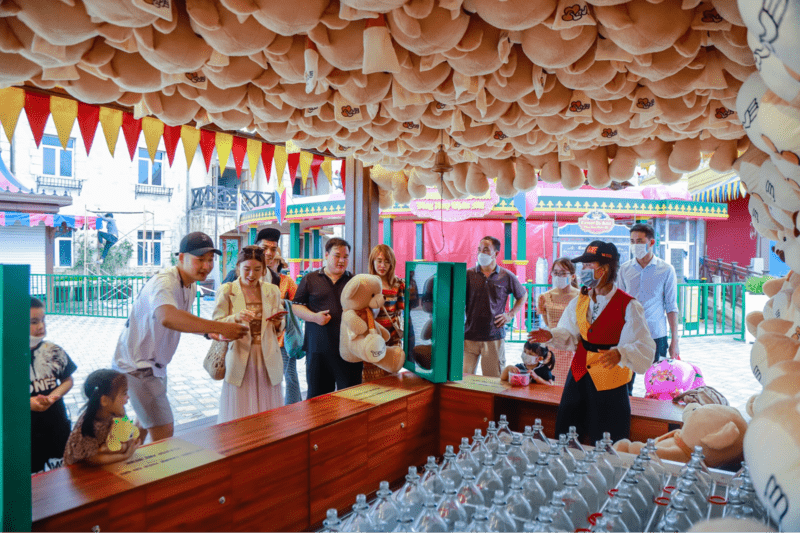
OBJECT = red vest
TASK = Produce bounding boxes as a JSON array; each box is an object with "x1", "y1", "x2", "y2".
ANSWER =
[{"x1": 571, "y1": 289, "x2": 634, "y2": 384}]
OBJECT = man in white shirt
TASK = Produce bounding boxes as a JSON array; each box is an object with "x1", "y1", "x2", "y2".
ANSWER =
[
  {"x1": 619, "y1": 223, "x2": 679, "y2": 394},
  {"x1": 113, "y1": 232, "x2": 248, "y2": 442}
]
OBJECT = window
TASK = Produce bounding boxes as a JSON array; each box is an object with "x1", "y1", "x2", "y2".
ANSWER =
[
  {"x1": 42, "y1": 135, "x2": 74, "y2": 177},
  {"x1": 54, "y1": 228, "x2": 73, "y2": 267},
  {"x1": 138, "y1": 148, "x2": 164, "y2": 186},
  {"x1": 292, "y1": 176, "x2": 314, "y2": 197},
  {"x1": 137, "y1": 231, "x2": 162, "y2": 266}
]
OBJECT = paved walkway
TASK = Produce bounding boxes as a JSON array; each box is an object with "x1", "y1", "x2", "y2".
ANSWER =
[{"x1": 50, "y1": 298, "x2": 761, "y2": 433}]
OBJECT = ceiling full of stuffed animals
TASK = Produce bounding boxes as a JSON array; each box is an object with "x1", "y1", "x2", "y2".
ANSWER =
[{"x1": 0, "y1": 0, "x2": 797, "y2": 209}]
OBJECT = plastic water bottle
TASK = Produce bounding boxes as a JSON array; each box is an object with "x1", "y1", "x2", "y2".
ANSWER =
[
  {"x1": 678, "y1": 446, "x2": 713, "y2": 492},
  {"x1": 591, "y1": 498, "x2": 630, "y2": 532},
  {"x1": 643, "y1": 439, "x2": 668, "y2": 488},
  {"x1": 531, "y1": 419, "x2": 551, "y2": 453},
  {"x1": 521, "y1": 426, "x2": 541, "y2": 463},
  {"x1": 593, "y1": 439, "x2": 618, "y2": 488},
  {"x1": 465, "y1": 506, "x2": 490, "y2": 532},
  {"x1": 521, "y1": 464, "x2": 549, "y2": 514},
  {"x1": 487, "y1": 490, "x2": 517, "y2": 532},
  {"x1": 546, "y1": 494, "x2": 575, "y2": 533},
  {"x1": 371, "y1": 481, "x2": 400, "y2": 532},
  {"x1": 655, "y1": 490, "x2": 695, "y2": 532},
  {"x1": 634, "y1": 447, "x2": 665, "y2": 496},
  {"x1": 470, "y1": 430, "x2": 491, "y2": 465},
  {"x1": 439, "y1": 445, "x2": 464, "y2": 488},
  {"x1": 673, "y1": 476, "x2": 707, "y2": 523},
  {"x1": 555, "y1": 434, "x2": 576, "y2": 472},
  {"x1": 628, "y1": 456, "x2": 658, "y2": 503},
  {"x1": 437, "y1": 478, "x2": 468, "y2": 531},
  {"x1": 545, "y1": 444, "x2": 570, "y2": 486},
  {"x1": 557, "y1": 474, "x2": 591, "y2": 530},
  {"x1": 618, "y1": 471, "x2": 652, "y2": 525},
  {"x1": 497, "y1": 414, "x2": 515, "y2": 445},
  {"x1": 421, "y1": 456, "x2": 445, "y2": 497},
  {"x1": 506, "y1": 433, "x2": 530, "y2": 476},
  {"x1": 456, "y1": 437, "x2": 480, "y2": 477},
  {"x1": 584, "y1": 447, "x2": 613, "y2": 493},
  {"x1": 455, "y1": 466, "x2": 485, "y2": 520},
  {"x1": 505, "y1": 476, "x2": 534, "y2": 528},
  {"x1": 523, "y1": 505, "x2": 560, "y2": 532},
  {"x1": 494, "y1": 444, "x2": 518, "y2": 490},
  {"x1": 531, "y1": 455, "x2": 559, "y2": 497},
  {"x1": 320, "y1": 509, "x2": 343, "y2": 532},
  {"x1": 566, "y1": 426, "x2": 586, "y2": 461},
  {"x1": 396, "y1": 466, "x2": 428, "y2": 519},
  {"x1": 413, "y1": 496, "x2": 448, "y2": 532},
  {"x1": 484, "y1": 421, "x2": 501, "y2": 456},
  {"x1": 612, "y1": 481, "x2": 644, "y2": 532},
  {"x1": 573, "y1": 461, "x2": 601, "y2": 513},
  {"x1": 475, "y1": 455, "x2": 504, "y2": 504},
  {"x1": 392, "y1": 505, "x2": 418, "y2": 533},
  {"x1": 346, "y1": 494, "x2": 376, "y2": 532}
]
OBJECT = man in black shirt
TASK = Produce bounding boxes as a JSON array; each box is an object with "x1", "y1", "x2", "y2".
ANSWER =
[{"x1": 292, "y1": 238, "x2": 358, "y2": 398}]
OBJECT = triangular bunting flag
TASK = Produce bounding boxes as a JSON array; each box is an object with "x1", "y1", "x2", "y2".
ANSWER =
[
  {"x1": 99, "y1": 107, "x2": 123, "y2": 156},
  {"x1": 274, "y1": 145, "x2": 288, "y2": 192},
  {"x1": 287, "y1": 152, "x2": 301, "y2": 187},
  {"x1": 215, "y1": 132, "x2": 233, "y2": 172},
  {"x1": 76, "y1": 102, "x2": 99, "y2": 155},
  {"x1": 162, "y1": 124, "x2": 181, "y2": 167},
  {"x1": 199, "y1": 129, "x2": 216, "y2": 172},
  {"x1": 321, "y1": 157, "x2": 333, "y2": 186},
  {"x1": 181, "y1": 125, "x2": 201, "y2": 170},
  {"x1": 0, "y1": 87, "x2": 25, "y2": 144},
  {"x1": 299, "y1": 151, "x2": 313, "y2": 188},
  {"x1": 261, "y1": 143, "x2": 275, "y2": 183},
  {"x1": 246, "y1": 139, "x2": 261, "y2": 181},
  {"x1": 275, "y1": 188, "x2": 287, "y2": 225},
  {"x1": 121, "y1": 112, "x2": 143, "y2": 161},
  {"x1": 231, "y1": 136, "x2": 247, "y2": 178},
  {"x1": 25, "y1": 91, "x2": 51, "y2": 148},
  {"x1": 49, "y1": 97, "x2": 77, "y2": 150},
  {"x1": 142, "y1": 117, "x2": 164, "y2": 162},
  {"x1": 310, "y1": 154, "x2": 324, "y2": 188}
]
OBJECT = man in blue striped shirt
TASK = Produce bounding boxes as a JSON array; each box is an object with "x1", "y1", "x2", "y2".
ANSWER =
[{"x1": 619, "y1": 223, "x2": 679, "y2": 395}]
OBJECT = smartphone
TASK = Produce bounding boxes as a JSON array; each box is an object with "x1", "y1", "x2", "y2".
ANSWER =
[{"x1": 267, "y1": 310, "x2": 288, "y2": 321}]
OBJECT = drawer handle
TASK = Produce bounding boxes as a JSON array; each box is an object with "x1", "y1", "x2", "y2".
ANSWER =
[
  {"x1": 483, "y1": 417, "x2": 488, "y2": 423},
  {"x1": 400, "y1": 422, "x2": 405, "y2": 429},
  {"x1": 313, "y1": 444, "x2": 318, "y2": 451},
  {"x1": 219, "y1": 496, "x2": 226, "y2": 505},
  {"x1": 92, "y1": 526, "x2": 100, "y2": 533}
]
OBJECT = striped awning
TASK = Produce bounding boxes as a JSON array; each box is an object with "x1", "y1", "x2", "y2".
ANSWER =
[{"x1": 691, "y1": 177, "x2": 745, "y2": 203}]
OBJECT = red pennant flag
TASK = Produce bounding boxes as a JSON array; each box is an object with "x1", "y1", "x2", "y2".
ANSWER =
[
  {"x1": 199, "y1": 129, "x2": 216, "y2": 172},
  {"x1": 280, "y1": 189, "x2": 287, "y2": 225},
  {"x1": 261, "y1": 143, "x2": 275, "y2": 183},
  {"x1": 231, "y1": 136, "x2": 247, "y2": 178},
  {"x1": 287, "y1": 152, "x2": 300, "y2": 187},
  {"x1": 121, "y1": 112, "x2": 142, "y2": 161},
  {"x1": 340, "y1": 159, "x2": 346, "y2": 193},
  {"x1": 310, "y1": 154, "x2": 324, "y2": 188},
  {"x1": 76, "y1": 102, "x2": 99, "y2": 155},
  {"x1": 24, "y1": 91, "x2": 51, "y2": 148},
  {"x1": 162, "y1": 125, "x2": 182, "y2": 167}
]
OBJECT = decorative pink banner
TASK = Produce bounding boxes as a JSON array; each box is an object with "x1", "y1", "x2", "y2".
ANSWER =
[{"x1": 409, "y1": 182, "x2": 499, "y2": 222}]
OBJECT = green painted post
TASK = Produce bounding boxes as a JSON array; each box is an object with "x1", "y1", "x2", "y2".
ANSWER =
[
  {"x1": 517, "y1": 217, "x2": 527, "y2": 262},
  {"x1": 290, "y1": 222, "x2": 300, "y2": 259},
  {"x1": 415, "y1": 222, "x2": 424, "y2": 260},
  {"x1": 312, "y1": 228, "x2": 321, "y2": 262},
  {"x1": 249, "y1": 227, "x2": 256, "y2": 245},
  {"x1": 1, "y1": 265, "x2": 32, "y2": 531},
  {"x1": 503, "y1": 222, "x2": 512, "y2": 262},
  {"x1": 303, "y1": 230, "x2": 311, "y2": 272},
  {"x1": 383, "y1": 218, "x2": 393, "y2": 247}
]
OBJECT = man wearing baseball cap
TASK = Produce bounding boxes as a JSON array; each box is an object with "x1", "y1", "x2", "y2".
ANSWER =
[
  {"x1": 528, "y1": 240, "x2": 655, "y2": 443},
  {"x1": 113, "y1": 232, "x2": 249, "y2": 442}
]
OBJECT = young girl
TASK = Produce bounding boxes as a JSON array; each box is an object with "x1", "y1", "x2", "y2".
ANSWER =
[
  {"x1": 213, "y1": 246, "x2": 285, "y2": 423},
  {"x1": 62, "y1": 369, "x2": 143, "y2": 466},
  {"x1": 365, "y1": 244, "x2": 405, "y2": 381},
  {"x1": 504, "y1": 341, "x2": 556, "y2": 385}
]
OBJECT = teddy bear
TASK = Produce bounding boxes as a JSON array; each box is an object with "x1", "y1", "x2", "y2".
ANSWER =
[
  {"x1": 106, "y1": 416, "x2": 142, "y2": 452},
  {"x1": 614, "y1": 403, "x2": 748, "y2": 468},
  {"x1": 340, "y1": 274, "x2": 405, "y2": 373}
]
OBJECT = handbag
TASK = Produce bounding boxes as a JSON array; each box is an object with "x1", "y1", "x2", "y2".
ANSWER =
[
  {"x1": 203, "y1": 340, "x2": 228, "y2": 380},
  {"x1": 283, "y1": 298, "x2": 306, "y2": 360}
]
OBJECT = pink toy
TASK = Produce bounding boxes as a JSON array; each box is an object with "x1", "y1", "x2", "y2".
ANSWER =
[
  {"x1": 509, "y1": 371, "x2": 531, "y2": 387},
  {"x1": 644, "y1": 359, "x2": 705, "y2": 401}
]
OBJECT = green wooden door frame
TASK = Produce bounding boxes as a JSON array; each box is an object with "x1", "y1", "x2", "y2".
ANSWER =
[{"x1": 1, "y1": 264, "x2": 32, "y2": 531}]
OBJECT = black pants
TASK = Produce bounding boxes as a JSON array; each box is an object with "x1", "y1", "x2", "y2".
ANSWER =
[
  {"x1": 627, "y1": 336, "x2": 668, "y2": 394},
  {"x1": 306, "y1": 351, "x2": 363, "y2": 399},
  {"x1": 555, "y1": 370, "x2": 631, "y2": 445}
]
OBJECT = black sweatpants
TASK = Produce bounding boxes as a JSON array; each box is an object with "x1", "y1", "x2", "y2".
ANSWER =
[
  {"x1": 306, "y1": 351, "x2": 363, "y2": 399},
  {"x1": 555, "y1": 370, "x2": 631, "y2": 445}
]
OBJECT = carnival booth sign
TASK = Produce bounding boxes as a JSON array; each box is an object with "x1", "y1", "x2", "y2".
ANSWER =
[
  {"x1": 578, "y1": 210, "x2": 615, "y2": 235},
  {"x1": 409, "y1": 183, "x2": 499, "y2": 222}
]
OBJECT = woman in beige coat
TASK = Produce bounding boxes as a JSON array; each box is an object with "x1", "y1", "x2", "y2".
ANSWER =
[{"x1": 213, "y1": 246, "x2": 285, "y2": 423}]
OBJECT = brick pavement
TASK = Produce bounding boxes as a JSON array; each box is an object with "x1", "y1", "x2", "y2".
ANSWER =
[{"x1": 47, "y1": 298, "x2": 761, "y2": 433}]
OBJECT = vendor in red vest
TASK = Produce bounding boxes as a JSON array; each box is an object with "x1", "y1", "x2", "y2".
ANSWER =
[{"x1": 528, "y1": 240, "x2": 655, "y2": 444}]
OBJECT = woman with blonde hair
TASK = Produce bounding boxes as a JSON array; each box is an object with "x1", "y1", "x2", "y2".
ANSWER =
[
  {"x1": 537, "y1": 257, "x2": 580, "y2": 385},
  {"x1": 365, "y1": 244, "x2": 405, "y2": 381}
]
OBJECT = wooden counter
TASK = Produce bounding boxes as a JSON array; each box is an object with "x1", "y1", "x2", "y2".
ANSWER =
[{"x1": 32, "y1": 374, "x2": 683, "y2": 532}]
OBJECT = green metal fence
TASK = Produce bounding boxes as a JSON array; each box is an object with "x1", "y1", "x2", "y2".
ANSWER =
[
  {"x1": 30, "y1": 274, "x2": 204, "y2": 319},
  {"x1": 507, "y1": 283, "x2": 551, "y2": 342},
  {"x1": 678, "y1": 281, "x2": 746, "y2": 341}
]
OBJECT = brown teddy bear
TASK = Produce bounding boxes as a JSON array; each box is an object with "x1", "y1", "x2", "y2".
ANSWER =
[
  {"x1": 340, "y1": 274, "x2": 405, "y2": 373},
  {"x1": 614, "y1": 403, "x2": 748, "y2": 468}
]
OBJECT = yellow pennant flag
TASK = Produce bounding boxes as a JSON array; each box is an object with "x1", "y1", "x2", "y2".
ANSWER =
[
  {"x1": 50, "y1": 97, "x2": 78, "y2": 150},
  {"x1": 0, "y1": 87, "x2": 25, "y2": 143},
  {"x1": 142, "y1": 117, "x2": 165, "y2": 162},
  {"x1": 181, "y1": 125, "x2": 201, "y2": 170},
  {"x1": 299, "y1": 151, "x2": 313, "y2": 187},
  {"x1": 215, "y1": 132, "x2": 233, "y2": 172},
  {"x1": 246, "y1": 138, "x2": 261, "y2": 181},
  {"x1": 285, "y1": 139, "x2": 301, "y2": 154},
  {"x1": 99, "y1": 107, "x2": 123, "y2": 156},
  {"x1": 274, "y1": 145, "x2": 288, "y2": 193},
  {"x1": 321, "y1": 157, "x2": 333, "y2": 185}
]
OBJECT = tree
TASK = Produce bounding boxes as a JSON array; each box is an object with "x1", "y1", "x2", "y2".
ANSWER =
[{"x1": 70, "y1": 233, "x2": 134, "y2": 275}]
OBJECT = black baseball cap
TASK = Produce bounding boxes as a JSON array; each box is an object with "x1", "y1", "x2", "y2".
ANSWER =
[
  {"x1": 572, "y1": 240, "x2": 619, "y2": 265},
  {"x1": 256, "y1": 227, "x2": 281, "y2": 243},
  {"x1": 176, "y1": 232, "x2": 221, "y2": 256}
]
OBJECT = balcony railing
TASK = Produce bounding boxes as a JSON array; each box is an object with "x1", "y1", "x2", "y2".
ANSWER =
[
  {"x1": 190, "y1": 186, "x2": 275, "y2": 211},
  {"x1": 135, "y1": 183, "x2": 173, "y2": 200},
  {"x1": 36, "y1": 176, "x2": 83, "y2": 194}
]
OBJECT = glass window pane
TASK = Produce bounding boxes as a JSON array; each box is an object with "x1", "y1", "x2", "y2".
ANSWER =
[
  {"x1": 155, "y1": 151, "x2": 164, "y2": 161},
  {"x1": 60, "y1": 149, "x2": 72, "y2": 177},
  {"x1": 67, "y1": 139, "x2": 74, "y2": 149},
  {"x1": 138, "y1": 148, "x2": 148, "y2": 158},
  {"x1": 155, "y1": 231, "x2": 162, "y2": 239},
  {"x1": 43, "y1": 148, "x2": 55, "y2": 175},
  {"x1": 137, "y1": 231, "x2": 143, "y2": 239},
  {"x1": 668, "y1": 220, "x2": 686, "y2": 241},
  {"x1": 59, "y1": 240, "x2": 71, "y2": 267},
  {"x1": 42, "y1": 135, "x2": 60, "y2": 147},
  {"x1": 137, "y1": 243, "x2": 144, "y2": 266},
  {"x1": 152, "y1": 160, "x2": 162, "y2": 186},
  {"x1": 154, "y1": 242, "x2": 161, "y2": 265},
  {"x1": 138, "y1": 160, "x2": 149, "y2": 184}
]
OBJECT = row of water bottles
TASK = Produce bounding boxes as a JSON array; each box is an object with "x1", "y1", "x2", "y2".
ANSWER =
[{"x1": 319, "y1": 414, "x2": 765, "y2": 532}]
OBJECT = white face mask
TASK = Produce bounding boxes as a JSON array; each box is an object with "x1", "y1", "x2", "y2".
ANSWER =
[
  {"x1": 477, "y1": 253, "x2": 494, "y2": 268},
  {"x1": 632, "y1": 243, "x2": 650, "y2": 260},
  {"x1": 30, "y1": 335, "x2": 45, "y2": 349},
  {"x1": 552, "y1": 275, "x2": 570, "y2": 289},
  {"x1": 521, "y1": 352, "x2": 538, "y2": 366}
]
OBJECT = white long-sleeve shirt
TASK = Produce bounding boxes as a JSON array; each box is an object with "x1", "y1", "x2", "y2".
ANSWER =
[{"x1": 549, "y1": 285, "x2": 656, "y2": 374}]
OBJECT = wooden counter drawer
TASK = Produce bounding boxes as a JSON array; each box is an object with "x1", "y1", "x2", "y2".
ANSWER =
[
  {"x1": 368, "y1": 399, "x2": 407, "y2": 449},
  {"x1": 230, "y1": 434, "x2": 309, "y2": 532},
  {"x1": 407, "y1": 388, "x2": 437, "y2": 438},
  {"x1": 33, "y1": 489, "x2": 146, "y2": 532},
  {"x1": 309, "y1": 413, "x2": 368, "y2": 469},
  {"x1": 439, "y1": 388, "x2": 493, "y2": 454},
  {"x1": 145, "y1": 460, "x2": 232, "y2": 532}
]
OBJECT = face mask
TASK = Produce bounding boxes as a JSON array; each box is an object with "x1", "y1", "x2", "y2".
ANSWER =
[
  {"x1": 632, "y1": 243, "x2": 649, "y2": 260},
  {"x1": 521, "y1": 352, "x2": 538, "y2": 366},
  {"x1": 477, "y1": 253, "x2": 494, "y2": 267},
  {"x1": 552, "y1": 275, "x2": 570, "y2": 289},
  {"x1": 579, "y1": 267, "x2": 601, "y2": 289},
  {"x1": 30, "y1": 335, "x2": 45, "y2": 349}
]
